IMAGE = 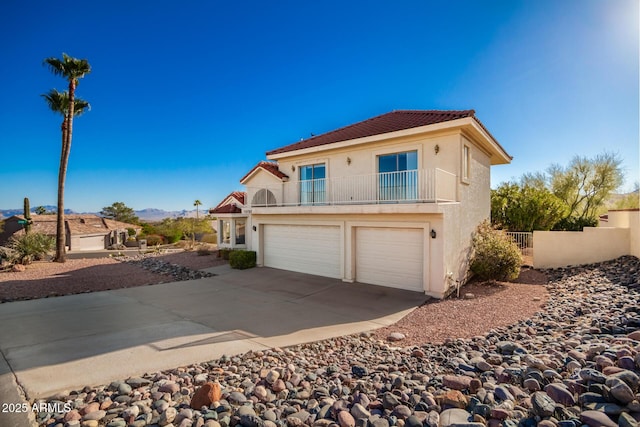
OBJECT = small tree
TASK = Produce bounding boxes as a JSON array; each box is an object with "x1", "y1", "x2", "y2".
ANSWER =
[
  {"x1": 101, "y1": 202, "x2": 139, "y2": 224},
  {"x1": 491, "y1": 183, "x2": 567, "y2": 231},
  {"x1": 470, "y1": 221, "x2": 521, "y2": 281},
  {"x1": 548, "y1": 152, "x2": 623, "y2": 226}
]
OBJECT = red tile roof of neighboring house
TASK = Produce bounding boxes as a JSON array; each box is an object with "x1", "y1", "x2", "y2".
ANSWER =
[
  {"x1": 239, "y1": 161, "x2": 289, "y2": 183},
  {"x1": 210, "y1": 191, "x2": 247, "y2": 214},
  {"x1": 266, "y1": 110, "x2": 478, "y2": 156},
  {"x1": 12, "y1": 214, "x2": 139, "y2": 236}
]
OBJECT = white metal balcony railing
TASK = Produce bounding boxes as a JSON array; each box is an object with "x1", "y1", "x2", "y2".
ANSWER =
[{"x1": 247, "y1": 168, "x2": 457, "y2": 208}]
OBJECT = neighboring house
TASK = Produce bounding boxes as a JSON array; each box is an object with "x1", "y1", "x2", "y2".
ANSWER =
[
  {"x1": 216, "y1": 110, "x2": 512, "y2": 298},
  {"x1": 209, "y1": 191, "x2": 248, "y2": 250},
  {"x1": 0, "y1": 214, "x2": 141, "y2": 251}
]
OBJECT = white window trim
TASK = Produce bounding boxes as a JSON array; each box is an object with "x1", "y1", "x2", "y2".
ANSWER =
[
  {"x1": 371, "y1": 145, "x2": 422, "y2": 173},
  {"x1": 461, "y1": 143, "x2": 471, "y2": 185}
]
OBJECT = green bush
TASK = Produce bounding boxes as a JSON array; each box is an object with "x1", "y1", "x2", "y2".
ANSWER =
[
  {"x1": 229, "y1": 250, "x2": 256, "y2": 270},
  {"x1": 144, "y1": 234, "x2": 165, "y2": 246},
  {"x1": 8, "y1": 232, "x2": 55, "y2": 265},
  {"x1": 552, "y1": 216, "x2": 598, "y2": 231},
  {"x1": 470, "y1": 221, "x2": 521, "y2": 281}
]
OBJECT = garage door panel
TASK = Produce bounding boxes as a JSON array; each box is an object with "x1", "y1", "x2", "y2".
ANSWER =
[
  {"x1": 79, "y1": 235, "x2": 106, "y2": 251},
  {"x1": 263, "y1": 225, "x2": 341, "y2": 279},
  {"x1": 356, "y1": 227, "x2": 424, "y2": 292}
]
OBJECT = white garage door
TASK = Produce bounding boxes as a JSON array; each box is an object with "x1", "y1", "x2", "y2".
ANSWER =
[
  {"x1": 263, "y1": 224, "x2": 341, "y2": 278},
  {"x1": 79, "y1": 235, "x2": 106, "y2": 251},
  {"x1": 356, "y1": 227, "x2": 424, "y2": 292}
]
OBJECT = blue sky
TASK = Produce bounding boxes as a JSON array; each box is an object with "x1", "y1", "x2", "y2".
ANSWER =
[{"x1": 1, "y1": 0, "x2": 638, "y2": 212}]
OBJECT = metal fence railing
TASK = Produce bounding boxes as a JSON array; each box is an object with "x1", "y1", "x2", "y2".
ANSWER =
[{"x1": 506, "y1": 231, "x2": 533, "y2": 251}]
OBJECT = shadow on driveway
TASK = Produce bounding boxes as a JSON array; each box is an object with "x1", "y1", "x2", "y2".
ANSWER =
[{"x1": 0, "y1": 266, "x2": 425, "y2": 398}]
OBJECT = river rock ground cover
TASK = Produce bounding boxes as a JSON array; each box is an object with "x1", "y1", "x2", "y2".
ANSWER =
[{"x1": 35, "y1": 256, "x2": 640, "y2": 427}]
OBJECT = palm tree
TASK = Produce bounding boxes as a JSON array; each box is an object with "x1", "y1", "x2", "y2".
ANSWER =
[
  {"x1": 194, "y1": 199, "x2": 202, "y2": 219},
  {"x1": 41, "y1": 89, "x2": 90, "y2": 262},
  {"x1": 43, "y1": 53, "x2": 91, "y2": 262}
]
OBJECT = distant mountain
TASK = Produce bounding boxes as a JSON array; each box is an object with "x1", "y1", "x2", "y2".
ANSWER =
[
  {"x1": 0, "y1": 206, "x2": 75, "y2": 219},
  {"x1": 134, "y1": 208, "x2": 201, "y2": 221},
  {"x1": 0, "y1": 206, "x2": 202, "y2": 221}
]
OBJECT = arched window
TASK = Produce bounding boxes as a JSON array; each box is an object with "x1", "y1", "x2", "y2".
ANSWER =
[{"x1": 251, "y1": 189, "x2": 277, "y2": 207}]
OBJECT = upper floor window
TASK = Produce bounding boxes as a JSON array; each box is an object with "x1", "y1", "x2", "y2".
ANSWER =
[
  {"x1": 462, "y1": 144, "x2": 470, "y2": 183},
  {"x1": 300, "y1": 163, "x2": 326, "y2": 205},
  {"x1": 377, "y1": 151, "x2": 418, "y2": 201}
]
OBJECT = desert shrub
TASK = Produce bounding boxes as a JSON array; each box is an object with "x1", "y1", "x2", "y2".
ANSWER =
[
  {"x1": 144, "y1": 234, "x2": 165, "y2": 246},
  {"x1": 229, "y1": 250, "x2": 256, "y2": 270},
  {"x1": 8, "y1": 232, "x2": 55, "y2": 265},
  {"x1": 200, "y1": 233, "x2": 217, "y2": 244},
  {"x1": 552, "y1": 216, "x2": 598, "y2": 231},
  {"x1": 218, "y1": 248, "x2": 232, "y2": 260},
  {"x1": 470, "y1": 221, "x2": 521, "y2": 281}
]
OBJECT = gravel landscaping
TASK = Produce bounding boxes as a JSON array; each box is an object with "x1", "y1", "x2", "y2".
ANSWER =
[
  {"x1": 30, "y1": 256, "x2": 640, "y2": 427},
  {"x1": 0, "y1": 251, "x2": 226, "y2": 303}
]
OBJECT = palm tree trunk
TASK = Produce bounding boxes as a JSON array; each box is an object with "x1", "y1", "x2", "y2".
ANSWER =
[
  {"x1": 54, "y1": 79, "x2": 77, "y2": 262},
  {"x1": 54, "y1": 119, "x2": 69, "y2": 262}
]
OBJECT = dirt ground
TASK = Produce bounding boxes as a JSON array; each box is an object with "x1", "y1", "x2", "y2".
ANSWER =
[{"x1": 0, "y1": 250, "x2": 227, "y2": 303}]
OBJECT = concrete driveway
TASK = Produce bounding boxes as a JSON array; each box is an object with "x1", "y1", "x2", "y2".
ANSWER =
[{"x1": 0, "y1": 265, "x2": 425, "y2": 401}]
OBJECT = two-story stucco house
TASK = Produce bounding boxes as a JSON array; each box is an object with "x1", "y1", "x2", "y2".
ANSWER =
[{"x1": 217, "y1": 110, "x2": 511, "y2": 298}]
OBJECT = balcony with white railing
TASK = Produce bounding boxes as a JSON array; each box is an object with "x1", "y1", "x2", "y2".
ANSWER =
[{"x1": 246, "y1": 168, "x2": 457, "y2": 209}]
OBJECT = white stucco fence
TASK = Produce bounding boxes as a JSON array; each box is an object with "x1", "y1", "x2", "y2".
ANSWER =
[{"x1": 533, "y1": 209, "x2": 639, "y2": 269}]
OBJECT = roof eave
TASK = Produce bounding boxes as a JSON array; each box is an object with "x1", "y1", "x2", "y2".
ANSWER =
[{"x1": 266, "y1": 117, "x2": 502, "y2": 160}]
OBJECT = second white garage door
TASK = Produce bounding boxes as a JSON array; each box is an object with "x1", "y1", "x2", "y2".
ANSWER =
[
  {"x1": 355, "y1": 227, "x2": 425, "y2": 292},
  {"x1": 263, "y1": 224, "x2": 341, "y2": 278}
]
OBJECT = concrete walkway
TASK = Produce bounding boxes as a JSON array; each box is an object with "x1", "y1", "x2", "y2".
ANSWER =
[{"x1": 0, "y1": 265, "x2": 424, "y2": 408}]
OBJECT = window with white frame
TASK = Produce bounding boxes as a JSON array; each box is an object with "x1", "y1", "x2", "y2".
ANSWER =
[
  {"x1": 235, "y1": 219, "x2": 246, "y2": 245},
  {"x1": 299, "y1": 163, "x2": 326, "y2": 205},
  {"x1": 462, "y1": 144, "x2": 470, "y2": 183},
  {"x1": 222, "y1": 219, "x2": 231, "y2": 244},
  {"x1": 377, "y1": 150, "x2": 418, "y2": 201}
]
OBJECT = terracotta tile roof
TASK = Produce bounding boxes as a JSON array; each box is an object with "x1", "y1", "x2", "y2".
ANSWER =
[
  {"x1": 210, "y1": 191, "x2": 247, "y2": 215},
  {"x1": 266, "y1": 110, "x2": 477, "y2": 156},
  {"x1": 239, "y1": 161, "x2": 289, "y2": 183},
  {"x1": 210, "y1": 204, "x2": 243, "y2": 214}
]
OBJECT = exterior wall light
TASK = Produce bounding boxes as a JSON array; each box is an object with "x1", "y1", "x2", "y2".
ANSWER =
[
  {"x1": 430, "y1": 229, "x2": 437, "y2": 239},
  {"x1": 347, "y1": 157, "x2": 351, "y2": 165},
  {"x1": 434, "y1": 144, "x2": 440, "y2": 155},
  {"x1": 252, "y1": 225, "x2": 257, "y2": 231},
  {"x1": 291, "y1": 165, "x2": 295, "y2": 172}
]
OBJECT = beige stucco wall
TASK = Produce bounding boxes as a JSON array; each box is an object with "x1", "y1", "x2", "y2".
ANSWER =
[
  {"x1": 243, "y1": 170, "x2": 285, "y2": 206},
  {"x1": 607, "y1": 209, "x2": 640, "y2": 258},
  {"x1": 439, "y1": 136, "x2": 492, "y2": 294},
  {"x1": 533, "y1": 227, "x2": 631, "y2": 269}
]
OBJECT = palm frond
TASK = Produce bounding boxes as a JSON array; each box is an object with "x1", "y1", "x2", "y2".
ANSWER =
[
  {"x1": 43, "y1": 53, "x2": 91, "y2": 81},
  {"x1": 41, "y1": 89, "x2": 90, "y2": 116}
]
